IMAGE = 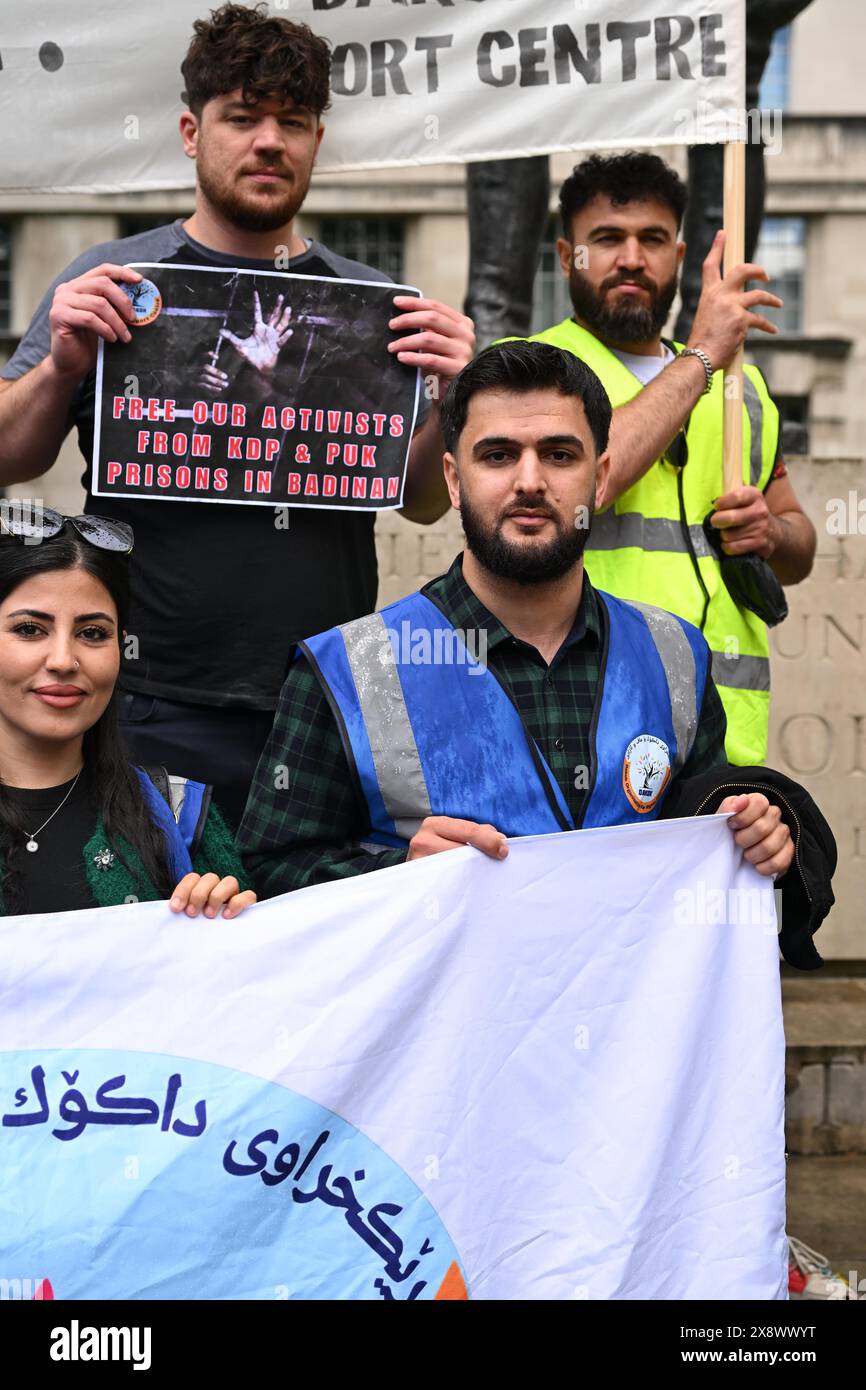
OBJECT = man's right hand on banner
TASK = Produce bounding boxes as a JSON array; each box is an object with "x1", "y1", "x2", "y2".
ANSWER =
[{"x1": 407, "y1": 816, "x2": 508, "y2": 861}]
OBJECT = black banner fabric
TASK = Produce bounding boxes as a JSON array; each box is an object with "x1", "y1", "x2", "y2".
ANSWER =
[{"x1": 92, "y1": 264, "x2": 421, "y2": 510}]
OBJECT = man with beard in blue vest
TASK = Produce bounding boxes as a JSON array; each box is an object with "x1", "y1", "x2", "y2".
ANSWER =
[{"x1": 239, "y1": 340, "x2": 795, "y2": 896}]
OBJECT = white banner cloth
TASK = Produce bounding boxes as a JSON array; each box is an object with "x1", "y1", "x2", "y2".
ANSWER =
[
  {"x1": 0, "y1": 814, "x2": 786, "y2": 1301},
  {"x1": 0, "y1": 1, "x2": 746, "y2": 192}
]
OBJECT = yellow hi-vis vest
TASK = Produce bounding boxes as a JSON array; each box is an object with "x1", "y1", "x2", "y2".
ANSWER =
[{"x1": 526, "y1": 318, "x2": 779, "y2": 765}]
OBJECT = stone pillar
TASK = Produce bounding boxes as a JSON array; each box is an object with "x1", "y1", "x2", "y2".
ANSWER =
[
  {"x1": 404, "y1": 213, "x2": 469, "y2": 319},
  {"x1": 11, "y1": 215, "x2": 118, "y2": 335},
  {"x1": 767, "y1": 457, "x2": 866, "y2": 961}
]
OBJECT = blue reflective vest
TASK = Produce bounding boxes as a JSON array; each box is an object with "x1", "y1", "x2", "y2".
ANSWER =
[
  {"x1": 135, "y1": 768, "x2": 209, "y2": 879},
  {"x1": 301, "y1": 587, "x2": 710, "y2": 850}
]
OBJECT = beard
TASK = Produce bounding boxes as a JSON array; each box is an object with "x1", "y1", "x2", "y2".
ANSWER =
[
  {"x1": 569, "y1": 265, "x2": 678, "y2": 344},
  {"x1": 459, "y1": 491, "x2": 594, "y2": 585},
  {"x1": 196, "y1": 143, "x2": 312, "y2": 234}
]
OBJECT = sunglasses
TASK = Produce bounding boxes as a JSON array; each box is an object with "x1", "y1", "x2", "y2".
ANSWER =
[{"x1": 0, "y1": 507, "x2": 134, "y2": 554}]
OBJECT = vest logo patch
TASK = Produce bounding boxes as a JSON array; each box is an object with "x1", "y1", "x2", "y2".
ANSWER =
[{"x1": 622, "y1": 734, "x2": 671, "y2": 814}]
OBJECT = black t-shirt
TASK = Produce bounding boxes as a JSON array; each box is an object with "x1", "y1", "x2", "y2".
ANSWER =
[
  {"x1": 3, "y1": 775, "x2": 97, "y2": 915},
  {"x1": 2, "y1": 222, "x2": 429, "y2": 710}
]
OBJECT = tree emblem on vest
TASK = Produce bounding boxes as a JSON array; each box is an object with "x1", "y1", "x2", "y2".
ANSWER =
[{"x1": 622, "y1": 735, "x2": 671, "y2": 815}]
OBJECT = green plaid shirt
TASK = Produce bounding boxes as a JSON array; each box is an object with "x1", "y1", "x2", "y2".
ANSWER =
[{"x1": 238, "y1": 554, "x2": 727, "y2": 898}]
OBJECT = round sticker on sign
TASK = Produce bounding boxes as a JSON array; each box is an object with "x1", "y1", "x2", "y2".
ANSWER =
[
  {"x1": 623, "y1": 734, "x2": 671, "y2": 814},
  {"x1": 120, "y1": 276, "x2": 162, "y2": 326}
]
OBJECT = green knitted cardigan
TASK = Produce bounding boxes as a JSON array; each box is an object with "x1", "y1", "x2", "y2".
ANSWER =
[{"x1": 0, "y1": 801, "x2": 248, "y2": 913}]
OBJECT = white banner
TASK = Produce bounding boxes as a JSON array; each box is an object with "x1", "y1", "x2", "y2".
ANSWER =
[
  {"x1": 0, "y1": 815, "x2": 786, "y2": 1301},
  {"x1": 0, "y1": 1, "x2": 746, "y2": 193}
]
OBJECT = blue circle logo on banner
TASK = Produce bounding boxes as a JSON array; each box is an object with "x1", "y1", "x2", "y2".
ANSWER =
[{"x1": 0, "y1": 1049, "x2": 468, "y2": 1301}]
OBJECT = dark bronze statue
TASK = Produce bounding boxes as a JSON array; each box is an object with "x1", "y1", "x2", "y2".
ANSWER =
[{"x1": 464, "y1": 155, "x2": 551, "y2": 349}]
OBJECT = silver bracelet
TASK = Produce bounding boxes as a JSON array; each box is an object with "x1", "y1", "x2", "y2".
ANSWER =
[{"x1": 680, "y1": 346, "x2": 714, "y2": 395}]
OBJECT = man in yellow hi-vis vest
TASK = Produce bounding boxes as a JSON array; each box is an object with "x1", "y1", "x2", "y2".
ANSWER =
[{"x1": 517, "y1": 152, "x2": 816, "y2": 765}]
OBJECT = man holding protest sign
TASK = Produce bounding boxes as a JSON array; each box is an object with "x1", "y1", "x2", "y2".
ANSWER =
[
  {"x1": 0, "y1": 4, "x2": 474, "y2": 826},
  {"x1": 239, "y1": 341, "x2": 835, "y2": 971},
  {"x1": 514, "y1": 153, "x2": 816, "y2": 768}
]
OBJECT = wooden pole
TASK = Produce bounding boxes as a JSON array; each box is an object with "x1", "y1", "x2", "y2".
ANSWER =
[{"x1": 722, "y1": 139, "x2": 747, "y2": 495}]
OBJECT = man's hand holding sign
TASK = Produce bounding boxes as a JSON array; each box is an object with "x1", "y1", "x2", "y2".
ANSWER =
[
  {"x1": 47, "y1": 263, "x2": 142, "y2": 370},
  {"x1": 688, "y1": 228, "x2": 782, "y2": 365},
  {"x1": 389, "y1": 295, "x2": 476, "y2": 390},
  {"x1": 389, "y1": 294, "x2": 476, "y2": 521}
]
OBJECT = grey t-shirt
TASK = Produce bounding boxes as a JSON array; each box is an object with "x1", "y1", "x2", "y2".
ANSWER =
[{"x1": 2, "y1": 220, "x2": 429, "y2": 709}]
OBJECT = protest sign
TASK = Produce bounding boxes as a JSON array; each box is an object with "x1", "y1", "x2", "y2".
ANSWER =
[
  {"x1": 0, "y1": 2, "x2": 746, "y2": 193},
  {"x1": 92, "y1": 265, "x2": 421, "y2": 510},
  {"x1": 0, "y1": 816, "x2": 786, "y2": 1301}
]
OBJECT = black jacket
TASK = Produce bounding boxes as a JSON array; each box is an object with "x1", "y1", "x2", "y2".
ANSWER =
[{"x1": 661, "y1": 765, "x2": 837, "y2": 971}]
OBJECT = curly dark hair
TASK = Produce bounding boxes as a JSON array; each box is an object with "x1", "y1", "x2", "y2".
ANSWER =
[
  {"x1": 181, "y1": 3, "x2": 331, "y2": 117},
  {"x1": 559, "y1": 152, "x2": 687, "y2": 237}
]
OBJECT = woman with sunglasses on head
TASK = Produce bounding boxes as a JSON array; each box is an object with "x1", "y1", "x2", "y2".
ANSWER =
[{"x1": 0, "y1": 508, "x2": 255, "y2": 918}]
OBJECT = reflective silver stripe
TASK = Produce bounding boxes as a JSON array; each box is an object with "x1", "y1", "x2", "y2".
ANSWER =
[
  {"x1": 340, "y1": 612, "x2": 432, "y2": 840},
  {"x1": 624, "y1": 601, "x2": 698, "y2": 772},
  {"x1": 590, "y1": 509, "x2": 714, "y2": 559},
  {"x1": 743, "y1": 376, "x2": 764, "y2": 487},
  {"x1": 711, "y1": 650, "x2": 771, "y2": 692},
  {"x1": 165, "y1": 774, "x2": 188, "y2": 824}
]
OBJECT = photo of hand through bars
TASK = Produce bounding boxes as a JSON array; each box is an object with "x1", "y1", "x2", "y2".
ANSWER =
[{"x1": 93, "y1": 264, "x2": 422, "y2": 509}]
